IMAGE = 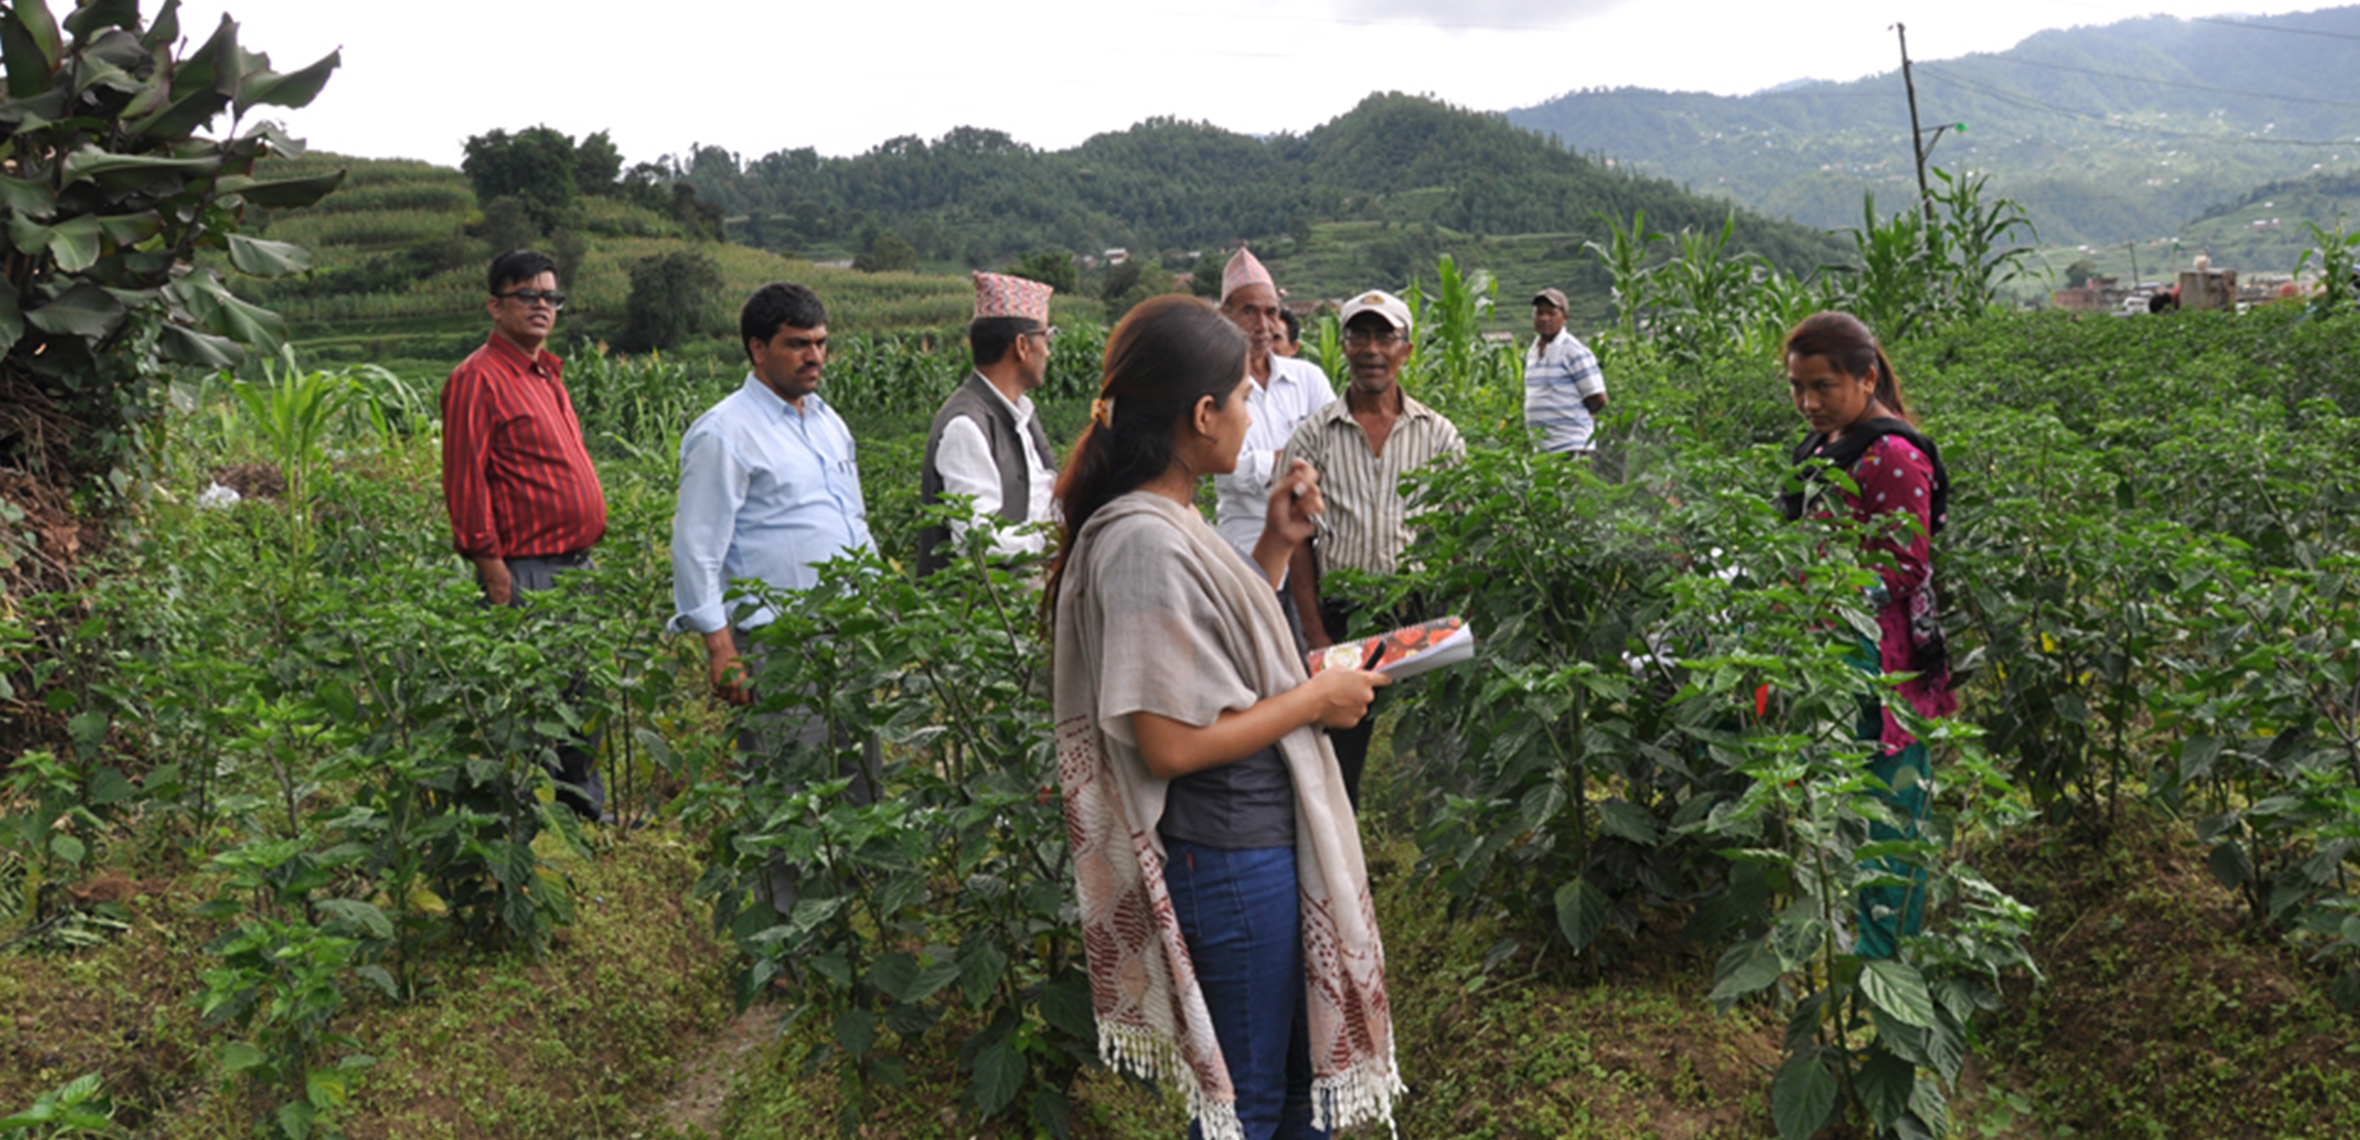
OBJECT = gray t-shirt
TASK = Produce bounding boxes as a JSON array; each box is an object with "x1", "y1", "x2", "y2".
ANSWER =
[{"x1": 1158, "y1": 742, "x2": 1295, "y2": 849}]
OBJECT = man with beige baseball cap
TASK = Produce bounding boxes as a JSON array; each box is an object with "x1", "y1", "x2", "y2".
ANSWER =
[{"x1": 1277, "y1": 289, "x2": 1465, "y2": 807}]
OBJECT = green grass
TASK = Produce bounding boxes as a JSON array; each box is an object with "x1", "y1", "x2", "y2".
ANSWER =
[
  {"x1": 0, "y1": 862, "x2": 215, "y2": 1128},
  {"x1": 262, "y1": 210, "x2": 467, "y2": 252},
  {"x1": 236, "y1": 154, "x2": 1121, "y2": 372},
  {"x1": 246, "y1": 153, "x2": 1648, "y2": 368},
  {"x1": 1, "y1": 831, "x2": 730, "y2": 1140},
  {"x1": 239, "y1": 154, "x2": 1043, "y2": 367}
]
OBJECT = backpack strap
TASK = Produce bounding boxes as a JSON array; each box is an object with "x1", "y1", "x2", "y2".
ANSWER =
[{"x1": 1781, "y1": 418, "x2": 1949, "y2": 537}]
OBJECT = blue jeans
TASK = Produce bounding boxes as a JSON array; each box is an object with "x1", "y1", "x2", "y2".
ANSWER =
[{"x1": 1161, "y1": 840, "x2": 1327, "y2": 1140}]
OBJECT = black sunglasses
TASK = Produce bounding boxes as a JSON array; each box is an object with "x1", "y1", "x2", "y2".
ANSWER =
[{"x1": 496, "y1": 288, "x2": 567, "y2": 310}]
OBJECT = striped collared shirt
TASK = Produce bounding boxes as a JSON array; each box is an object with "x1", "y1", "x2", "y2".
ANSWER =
[
  {"x1": 1278, "y1": 390, "x2": 1464, "y2": 576},
  {"x1": 439, "y1": 335, "x2": 607, "y2": 559},
  {"x1": 1524, "y1": 328, "x2": 1606, "y2": 453}
]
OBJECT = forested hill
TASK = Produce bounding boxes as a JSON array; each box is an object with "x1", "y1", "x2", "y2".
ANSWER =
[
  {"x1": 1505, "y1": 6, "x2": 2360, "y2": 248},
  {"x1": 674, "y1": 93, "x2": 1849, "y2": 282}
]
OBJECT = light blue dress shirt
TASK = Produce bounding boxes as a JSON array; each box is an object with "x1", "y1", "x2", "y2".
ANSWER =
[{"x1": 670, "y1": 375, "x2": 876, "y2": 634}]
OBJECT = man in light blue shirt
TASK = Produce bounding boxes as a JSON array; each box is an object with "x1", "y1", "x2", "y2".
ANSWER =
[{"x1": 671, "y1": 282, "x2": 876, "y2": 704}]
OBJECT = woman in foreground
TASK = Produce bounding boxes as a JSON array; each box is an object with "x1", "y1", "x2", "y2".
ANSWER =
[
  {"x1": 1047, "y1": 296, "x2": 1402, "y2": 1140},
  {"x1": 1780, "y1": 310, "x2": 1956, "y2": 959}
]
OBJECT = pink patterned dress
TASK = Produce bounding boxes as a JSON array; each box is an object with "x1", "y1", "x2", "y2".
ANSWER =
[{"x1": 1822, "y1": 433, "x2": 1957, "y2": 752}]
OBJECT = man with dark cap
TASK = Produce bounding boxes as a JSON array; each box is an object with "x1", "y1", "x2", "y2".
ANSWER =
[
  {"x1": 917, "y1": 272, "x2": 1061, "y2": 576},
  {"x1": 1525, "y1": 286, "x2": 1607, "y2": 456}
]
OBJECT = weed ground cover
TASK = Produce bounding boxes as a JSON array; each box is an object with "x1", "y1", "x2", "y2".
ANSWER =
[{"x1": 1979, "y1": 813, "x2": 2360, "y2": 1140}]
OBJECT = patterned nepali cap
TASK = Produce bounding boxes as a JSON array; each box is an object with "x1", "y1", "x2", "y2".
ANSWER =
[
  {"x1": 973, "y1": 271, "x2": 1052, "y2": 324},
  {"x1": 1220, "y1": 245, "x2": 1274, "y2": 301}
]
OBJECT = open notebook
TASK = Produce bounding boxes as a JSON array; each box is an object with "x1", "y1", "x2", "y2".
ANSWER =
[{"x1": 1304, "y1": 616, "x2": 1476, "y2": 681}]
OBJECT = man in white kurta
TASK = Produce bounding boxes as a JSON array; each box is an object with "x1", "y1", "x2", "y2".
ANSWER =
[{"x1": 1211, "y1": 247, "x2": 1338, "y2": 558}]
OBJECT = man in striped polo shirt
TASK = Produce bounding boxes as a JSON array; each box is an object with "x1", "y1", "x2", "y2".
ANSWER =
[
  {"x1": 440, "y1": 249, "x2": 609, "y2": 820},
  {"x1": 1279, "y1": 289, "x2": 1465, "y2": 807},
  {"x1": 1524, "y1": 286, "x2": 1607, "y2": 456}
]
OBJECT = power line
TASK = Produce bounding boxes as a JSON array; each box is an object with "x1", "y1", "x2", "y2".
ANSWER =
[
  {"x1": 1915, "y1": 64, "x2": 2360, "y2": 148},
  {"x1": 2191, "y1": 16, "x2": 2360, "y2": 42},
  {"x1": 1973, "y1": 55, "x2": 2360, "y2": 110}
]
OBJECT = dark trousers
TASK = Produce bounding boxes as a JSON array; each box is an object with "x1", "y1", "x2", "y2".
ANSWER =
[
  {"x1": 499, "y1": 552, "x2": 604, "y2": 822},
  {"x1": 1317, "y1": 599, "x2": 1376, "y2": 810},
  {"x1": 1162, "y1": 841, "x2": 1328, "y2": 1140},
  {"x1": 732, "y1": 627, "x2": 884, "y2": 919}
]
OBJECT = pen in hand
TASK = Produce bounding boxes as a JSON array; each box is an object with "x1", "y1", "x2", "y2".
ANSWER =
[{"x1": 1290, "y1": 478, "x2": 1329, "y2": 537}]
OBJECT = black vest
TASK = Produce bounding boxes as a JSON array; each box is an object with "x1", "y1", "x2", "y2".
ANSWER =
[
  {"x1": 1778, "y1": 417, "x2": 1949, "y2": 537},
  {"x1": 917, "y1": 372, "x2": 1056, "y2": 577}
]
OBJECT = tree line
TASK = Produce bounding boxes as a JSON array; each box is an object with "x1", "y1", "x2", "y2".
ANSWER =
[{"x1": 666, "y1": 93, "x2": 1850, "y2": 278}]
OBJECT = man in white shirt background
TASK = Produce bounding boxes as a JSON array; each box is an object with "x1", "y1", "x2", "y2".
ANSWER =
[
  {"x1": 1210, "y1": 246, "x2": 1337, "y2": 650},
  {"x1": 1524, "y1": 286, "x2": 1608, "y2": 457},
  {"x1": 917, "y1": 271, "x2": 1061, "y2": 577}
]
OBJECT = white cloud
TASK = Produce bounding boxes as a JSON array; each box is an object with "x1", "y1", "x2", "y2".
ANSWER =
[
  {"x1": 1334, "y1": 0, "x2": 1635, "y2": 31},
  {"x1": 156, "y1": 1, "x2": 2337, "y2": 167}
]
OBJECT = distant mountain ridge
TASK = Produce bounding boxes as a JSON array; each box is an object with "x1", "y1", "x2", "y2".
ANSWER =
[
  {"x1": 1505, "y1": 6, "x2": 2360, "y2": 247},
  {"x1": 674, "y1": 93, "x2": 1849, "y2": 292}
]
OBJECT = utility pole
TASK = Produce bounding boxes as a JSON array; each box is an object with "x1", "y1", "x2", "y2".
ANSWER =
[
  {"x1": 1896, "y1": 23, "x2": 1934, "y2": 224},
  {"x1": 2127, "y1": 241, "x2": 2140, "y2": 289}
]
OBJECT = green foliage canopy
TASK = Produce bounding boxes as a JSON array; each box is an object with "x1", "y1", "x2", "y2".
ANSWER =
[
  {"x1": 674, "y1": 94, "x2": 1847, "y2": 277},
  {"x1": 460, "y1": 126, "x2": 577, "y2": 231},
  {"x1": 1008, "y1": 250, "x2": 1076, "y2": 294},
  {"x1": 618, "y1": 249, "x2": 723, "y2": 353}
]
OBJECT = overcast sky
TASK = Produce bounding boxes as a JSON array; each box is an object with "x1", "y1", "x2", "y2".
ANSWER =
[{"x1": 170, "y1": 0, "x2": 2330, "y2": 167}]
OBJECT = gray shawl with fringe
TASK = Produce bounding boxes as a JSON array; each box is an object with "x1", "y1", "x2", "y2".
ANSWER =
[{"x1": 1051, "y1": 490, "x2": 1401, "y2": 1140}]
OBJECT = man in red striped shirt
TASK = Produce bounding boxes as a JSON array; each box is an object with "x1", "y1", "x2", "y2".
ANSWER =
[
  {"x1": 441, "y1": 250, "x2": 607, "y2": 594},
  {"x1": 440, "y1": 249, "x2": 609, "y2": 818}
]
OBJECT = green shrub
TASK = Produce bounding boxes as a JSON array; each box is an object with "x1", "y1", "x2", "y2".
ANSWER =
[
  {"x1": 618, "y1": 251, "x2": 725, "y2": 353},
  {"x1": 692, "y1": 514, "x2": 1085, "y2": 1137}
]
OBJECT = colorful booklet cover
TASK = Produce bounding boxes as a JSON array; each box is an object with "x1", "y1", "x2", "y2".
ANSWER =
[{"x1": 1304, "y1": 616, "x2": 1476, "y2": 680}]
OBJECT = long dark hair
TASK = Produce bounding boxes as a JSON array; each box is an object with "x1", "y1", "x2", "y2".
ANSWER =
[
  {"x1": 1783, "y1": 311, "x2": 1911, "y2": 423},
  {"x1": 1043, "y1": 295, "x2": 1248, "y2": 611}
]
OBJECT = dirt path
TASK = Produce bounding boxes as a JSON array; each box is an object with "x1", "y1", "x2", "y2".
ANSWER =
[{"x1": 640, "y1": 1003, "x2": 777, "y2": 1139}]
